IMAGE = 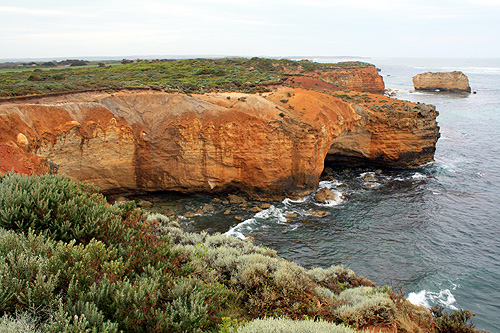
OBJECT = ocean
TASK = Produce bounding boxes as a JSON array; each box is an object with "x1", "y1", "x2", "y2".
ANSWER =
[{"x1": 146, "y1": 58, "x2": 500, "y2": 331}]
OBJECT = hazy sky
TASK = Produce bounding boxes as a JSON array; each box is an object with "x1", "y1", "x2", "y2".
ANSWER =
[{"x1": 1, "y1": 0, "x2": 499, "y2": 59}]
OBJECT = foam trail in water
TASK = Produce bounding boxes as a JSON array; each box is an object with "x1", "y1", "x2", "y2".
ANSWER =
[
  {"x1": 224, "y1": 205, "x2": 288, "y2": 239},
  {"x1": 412, "y1": 172, "x2": 427, "y2": 180},
  {"x1": 225, "y1": 219, "x2": 256, "y2": 240},
  {"x1": 255, "y1": 205, "x2": 287, "y2": 223},
  {"x1": 407, "y1": 287, "x2": 458, "y2": 310},
  {"x1": 283, "y1": 197, "x2": 307, "y2": 205}
]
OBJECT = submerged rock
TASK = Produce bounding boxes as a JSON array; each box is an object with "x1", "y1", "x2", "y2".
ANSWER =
[{"x1": 307, "y1": 210, "x2": 328, "y2": 217}]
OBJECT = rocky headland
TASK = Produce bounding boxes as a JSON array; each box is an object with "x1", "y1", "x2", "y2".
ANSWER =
[
  {"x1": 412, "y1": 71, "x2": 471, "y2": 93},
  {"x1": 0, "y1": 62, "x2": 439, "y2": 200}
]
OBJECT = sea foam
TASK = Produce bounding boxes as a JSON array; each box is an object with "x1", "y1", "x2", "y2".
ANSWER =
[
  {"x1": 224, "y1": 205, "x2": 287, "y2": 240},
  {"x1": 407, "y1": 287, "x2": 458, "y2": 310}
]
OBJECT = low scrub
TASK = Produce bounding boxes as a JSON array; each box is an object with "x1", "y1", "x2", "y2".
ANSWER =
[
  {"x1": 236, "y1": 317, "x2": 358, "y2": 333},
  {"x1": 0, "y1": 57, "x2": 373, "y2": 97}
]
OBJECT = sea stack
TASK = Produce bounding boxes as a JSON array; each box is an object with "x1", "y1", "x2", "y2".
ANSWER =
[{"x1": 412, "y1": 71, "x2": 471, "y2": 93}]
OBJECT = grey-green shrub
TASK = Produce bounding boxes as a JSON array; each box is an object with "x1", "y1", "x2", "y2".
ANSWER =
[
  {"x1": 0, "y1": 172, "x2": 118, "y2": 243},
  {"x1": 334, "y1": 286, "x2": 396, "y2": 326},
  {"x1": 0, "y1": 311, "x2": 39, "y2": 333},
  {"x1": 237, "y1": 317, "x2": 359, "y2": 333}
]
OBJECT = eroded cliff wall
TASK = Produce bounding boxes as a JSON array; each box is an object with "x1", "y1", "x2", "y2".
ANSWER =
[
  {"x1": 306, "y1": 66, "x2": 385, "y2": 94},
  {"x1": 0, "y1": 88, "x2": 439, "y2": 199}
]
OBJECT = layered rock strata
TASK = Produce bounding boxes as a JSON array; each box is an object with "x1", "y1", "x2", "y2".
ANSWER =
[
  {"x1": 412, "y1": 71, "x2": 471, "y2": 93},
  {"x1": 0, "y1": 88, "x2": 439, "y2": 200},
  {"x1": 326, "y1": 92, "x2": 440, "y2": 167},
  {"x1": 306, "y1": 66, "x2": 385, "y2": 94}
]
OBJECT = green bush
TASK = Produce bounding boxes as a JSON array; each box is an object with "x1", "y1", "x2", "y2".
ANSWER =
[
  {"x1": 432, "y1": 307, "x2": 486, "y2": 333},
  {"x1": 0, "y1": 172, "x2": 117, "y2": 243}
]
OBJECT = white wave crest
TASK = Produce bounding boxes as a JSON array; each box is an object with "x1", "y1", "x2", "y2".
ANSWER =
[
  {"x1": 407, "y1": 287, "x2": 458, "y2": 310},
  {"x1": 255, "y1": 205, "x2": 287, "y2": 223},
  {"x1": 225, "y1": 219, "x2": 256, "y2": 240},
  {"x1": 283, "y1": 197, "x2": 307, "y2": 205},
  {"x1": 412, "y1": 172, "x2": 427, "y2": 180},
  {"x1": 224, "y1": 205, "x2": 288, "y2": 240}
]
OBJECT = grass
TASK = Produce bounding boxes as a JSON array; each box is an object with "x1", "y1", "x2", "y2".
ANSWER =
[{"x1": 0, "y1": 57, "x2": 374, "y2": 98}]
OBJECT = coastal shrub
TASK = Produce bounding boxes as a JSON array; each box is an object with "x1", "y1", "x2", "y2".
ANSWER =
[
  {"x1": 236, "y1": 317, "x2": 358, "y2": 333},
  {"x1": 334, "y1": 286, "x2": 396, "y2": 327},
  {"x1": 309, "y1": 266, "x2": 374, "y2": 294},
  {"x1": 0, "y1": 311, "x2": 39, "y2": 333},
  {"x1": 0, "y1": 172, "x2": 118, "y2": 243},
  {"x1": 0, "y1": 229, "x2": 59, "y2": 313},
  {"x1": 432, "y1": 307, "x2": 485, "y2": 333},
  {"x1": 160, "y1": 223, "x2": 326, "y2": 318},
  {"x1": 42, "y1": 300, "x2": 119, "y2": 333}
]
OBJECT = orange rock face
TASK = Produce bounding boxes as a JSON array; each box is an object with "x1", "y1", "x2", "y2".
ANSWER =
[
  {"x1": 327, "y1": 92, "x2": 440, "y2": 167},
  {"x1": 306, "y1": 66, "x2": 385, "y2": 94},
  {"x1": 0, "y1": 88, "x2": 439, "y2": 199}
]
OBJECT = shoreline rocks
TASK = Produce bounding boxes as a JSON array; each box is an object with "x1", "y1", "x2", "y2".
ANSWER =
[
  {"x1": 314, "y1": 187, "x2": 338, "y2": 204},
  {"x1": 412, "y1": 71, "x2": 471, "y2": 93}
]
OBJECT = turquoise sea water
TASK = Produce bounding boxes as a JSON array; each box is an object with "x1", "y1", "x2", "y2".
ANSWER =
[{"x1": 147, "y1": 58, "x2": 500, "y2": 331}]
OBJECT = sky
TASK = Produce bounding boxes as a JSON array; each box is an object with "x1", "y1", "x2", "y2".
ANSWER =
[{"x1": 1, "y1": 0, "x2": 499, "y2": 60}]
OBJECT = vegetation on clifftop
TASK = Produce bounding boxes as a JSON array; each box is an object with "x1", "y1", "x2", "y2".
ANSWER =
[
  {"x1": 0, "y1": 57, "x2": 372, "y2": 98},
  {"x1": 0, "y1": 173, "x2": 485, "y2": 332}
]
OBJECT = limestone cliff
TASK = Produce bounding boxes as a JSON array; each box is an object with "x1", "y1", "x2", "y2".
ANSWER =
[
  {"x1": 326, "y1": 92, "x2": 440, "y2": 167},
  {"x1": 413, "y1": 71, "x2": 471, "y2": 93},
  {"x1": 305, "y1": 66, "x2": 385, "y2": 94},
  {"x1": 0, "y1": 88, "x2": 439, "y2": 200}
]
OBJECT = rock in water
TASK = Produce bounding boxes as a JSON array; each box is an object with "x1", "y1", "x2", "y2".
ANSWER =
[
  {"x1": 412, "y1": 71, "x2": 471, "y2": 93},
  {"x1": 202, "y1": 204, "x2": 214, "y2": 212},
  {"x1": 314, "y1": 188, "x2": 338, "y2": 204},
  {"x1": 307, "y1": 210, "x2": 328, "y2": 217},
  {"x1": 228, "y1": 194, "x2": 247, "y2": 204}
]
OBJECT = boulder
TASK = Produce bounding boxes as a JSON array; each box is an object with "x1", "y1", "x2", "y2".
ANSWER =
[
  {"x1": 363, "y1": 173, "x2": 377, "y2": 182},
  {"x1": 163, "y1": 209, "x2": 175, "y2": 217},
  {"x1": 249, "y1": 206, "x2": 263, "y2": 213},
  {"x1": 184, "y1": 211, "x2": 196, "y2": 218},
  {"x1": 202, "y1": 204, "x2": 215, "y2": 212},
  {"x1": 412, "y1": 71, "x2": 471, "y2": 93},
  {"x1": 228, "y1": 194, "x2": 247, "y2": 204},
  {"x1": 314, "y1": 188, "x2": 338, "y2": 204},
  {"x1": 137, "y1": 200, "x2": 153, "y2": 208}
]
